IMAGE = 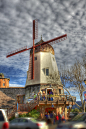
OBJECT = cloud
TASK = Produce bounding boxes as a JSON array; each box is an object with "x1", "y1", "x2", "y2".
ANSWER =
[
  {"x1": 9, "y1": 84, "x2": 24, "y2": 87},
  {"x1": 0, "y1": 0, "x2": 86, "y2": 91}
]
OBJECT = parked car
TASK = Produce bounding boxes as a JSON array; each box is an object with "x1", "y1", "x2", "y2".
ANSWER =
[
  {"x1": 9, "y1": 117, "x2": 48, "y2": 129},
  {"x1": 0, "y1": 109, "x2": 9, "y2": 129},
  {"x1": 56, "y1": 112, "x2": 86, "y2": 129}
]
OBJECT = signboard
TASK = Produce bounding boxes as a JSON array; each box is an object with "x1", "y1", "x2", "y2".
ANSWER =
[
  {"x1": 83, "y1": 91, "x2": 86, "y2": 101},
  {"x1": 52, "y1": 104, "x2": 54, "y2": 108},
  {"x1": 15, "y1": 112, "x2": 19, "y2": 118}
]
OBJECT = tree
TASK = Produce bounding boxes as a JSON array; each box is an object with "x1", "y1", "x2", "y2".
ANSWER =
[
  {"x1": 60, "y1": 58, "x2": 86, "y2": 111},
  {"x1": 46, "y1": 70, "x2": 62, "y2": 87},
  {"x1": 82, "y1": 53, "x2": 86, "y2": 82}
]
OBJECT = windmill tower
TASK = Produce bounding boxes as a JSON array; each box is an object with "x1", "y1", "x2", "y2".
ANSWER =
[
  {"x1": 6, "y1": 19, "x2": 67, "y2": 102},
  {"x1": 25, "y1": 35, "x2": 64, "y2": 100}
]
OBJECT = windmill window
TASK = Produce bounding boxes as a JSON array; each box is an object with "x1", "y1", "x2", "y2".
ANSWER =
[
  {"x1": 46, "y1": 68, "x2": 49, "y2": 76},
  {"x1": 59, "y1": 89, "x2": 61, "y2": 94},
  {"x1": 52, "y1": 57, "x2": 55, "y2": 61},
  {"x1": 43, "y1": 68, "x2": 49, "y2": 76},
  {"x1": 34, "y1": 57, "x2": 37, "y2": 60}
]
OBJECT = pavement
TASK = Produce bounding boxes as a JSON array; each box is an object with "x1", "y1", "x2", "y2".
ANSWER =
[{"x1": 48, "y1": 124, "x2": 57, "y2": 129}]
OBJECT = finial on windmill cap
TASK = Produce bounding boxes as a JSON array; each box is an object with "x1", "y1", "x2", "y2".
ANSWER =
[{"x1": 41, "y1": 35, "x2": 42, "y2": 40}]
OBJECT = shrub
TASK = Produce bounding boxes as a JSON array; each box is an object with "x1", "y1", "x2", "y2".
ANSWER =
[
  {"x1": 19, "y1": 109, "x2": 40, "y2": 119},
  {"x1": 71, "y1": 109, "x2": 74, "y2": 112},
  {"x1": 73, "y1": 108, "x2": 79, "y2": 113}
]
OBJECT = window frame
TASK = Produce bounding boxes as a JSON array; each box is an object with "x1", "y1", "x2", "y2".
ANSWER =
[
  {"x1": 3, "y1": 83, "x2": 5, "y2": 86},
  {"x1": 59, "y1": 89, "x2": 61, "y2": 94},
  {"x1": 34, "y1": 56, "x2": 37, "y2": 61},
  {"x1": 46, "y1": 68, "x2": 49, "y2": 76}
]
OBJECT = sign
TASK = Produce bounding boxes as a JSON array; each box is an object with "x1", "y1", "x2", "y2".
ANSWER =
[
  {"x1": 83, "y1": 91, "x2": 86, "y2": 101},
  {"x1": 69, "y1": 104, "x2": 72, "y2": 108},
  {"x1": 52, "y1": 104, "x2": 54, "y2": 108},
  {"x1": 15, "y1": 112, "x2": 19, "y2": 118}
]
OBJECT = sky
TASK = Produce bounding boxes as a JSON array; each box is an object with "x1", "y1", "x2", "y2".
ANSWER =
[{"x1": 0, "y1": 0, "x2": 86, "y2": 101}]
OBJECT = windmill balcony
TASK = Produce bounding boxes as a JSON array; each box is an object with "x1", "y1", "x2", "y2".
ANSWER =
[{"x1": 37, "y1": 94, "x2": 76, "y2": 105}]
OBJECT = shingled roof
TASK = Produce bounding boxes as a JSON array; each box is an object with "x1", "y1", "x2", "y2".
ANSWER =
[{"x1": 0, "y1": 91, "x2": 16, "y2": 109}]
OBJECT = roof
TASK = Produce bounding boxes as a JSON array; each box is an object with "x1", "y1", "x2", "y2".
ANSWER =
[
  {"x1": 0, "y1": 73, "x2": 4, "y2": 76},
  {"x1": 30, "y1": 35, "x2": 55, "y2": 55},
  {"x1": 0, "y1": 91, "x2": 15, "y2": 108},
  {"x1": 0, "y1": 73, "x2": 10, "y2": 80},
  {"x1": 0, "y1": 78, "x2": 10, "y2": 80},
  {"x1": 9, "y1": 87, "x2": 25, "y2": 88},
  {"x1": 35, "y1": 35, "x2": 44, "y2": 45}
]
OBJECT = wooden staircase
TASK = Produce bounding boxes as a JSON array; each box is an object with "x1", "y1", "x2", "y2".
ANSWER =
[
  {"x1": 18, "y1": 97, "x2": 39, "y2": 112},
  {"x1": 7, "y1": 97, "x2": 39, "y2": 120}
]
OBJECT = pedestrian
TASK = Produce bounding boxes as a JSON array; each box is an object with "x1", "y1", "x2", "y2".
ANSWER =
[
  {"x1": 45, "y1": 112, "x2": 48, "y2": 121},
  {"x1": 39, "y1": 90, "x2": 42, "y2": 100},
  {"x1": 58, "y1": 112, "x2": 62, "y2": 124},
  {"x1": 52, "y1": 111, "x2": 56, "y2": 124},
  {"x1": 61, "y1": 112, "x2": 66, "y2": 123},
  {"x1": 34, "y1": 94, "x2": 36, "y2": 99},
  {"x1": 55, "y1": 113, "x2": 59, "y2": 124},
  {"x1": 47, "y1": 112, "x2": 51, "y2": 124},
  {"x1": 50, "y1": 112, "x2": 53, "y2": 124}
]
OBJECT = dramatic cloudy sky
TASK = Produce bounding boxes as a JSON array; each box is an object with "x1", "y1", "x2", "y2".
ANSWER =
[{"x1": 0, "y1": 0, "x2": 86, "y2": 100}]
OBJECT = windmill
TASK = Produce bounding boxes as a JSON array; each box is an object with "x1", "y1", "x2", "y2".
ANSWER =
[{"x1": 6, "y1": 19, "x2": 67, "y2": 81}]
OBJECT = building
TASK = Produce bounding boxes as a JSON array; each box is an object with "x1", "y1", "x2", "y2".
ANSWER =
[
  {"x1": 24, "y1": 36, "x2": 76, "y2": 119},
  {"x1": 25, "y1": 36, "x2": 63, "y2": 100},
  {"x1": 0, "y1": 37, "x2": 76, "y2": 119},
  {"x1": 0, "y1": 73, "x2": 10, "y2": 88}
]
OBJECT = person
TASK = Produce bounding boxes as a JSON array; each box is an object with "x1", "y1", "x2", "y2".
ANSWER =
[
  {"x1": 50, "y1": 112, "x2": 53, "y2": 124},
  {"x1": 34, "y1": 94, "x2": 36, "y2": 99},
  {"x1": 42, "y1": 91, "x2": 46, "y2": 100},
  {"x1": 55, "y1": 113, "x2": 59, "y2": 124},
  {"x1": 39, "y1": 90, "x2": 42, "y2": 100},
  {"x1": 45, "y1": 112, "x2": 48, "y2": 121},
  {"x1": 52, "y1": 111, "x2": 56, "y2": 124},
  {"x1": 58, "y1": 112, "x2": 62, "y2": 124},
  {"x1": 47, "y1": 112, "x2": 51, "y2": 124},
  {"x1": 61, "y1": 112, "x2": 66, "y2": 123}
]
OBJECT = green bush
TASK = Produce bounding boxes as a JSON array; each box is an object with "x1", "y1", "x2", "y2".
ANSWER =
[
  {"x1": 73, "y1": 108, "x2": 79, "y2": 113},
  {"x1": 79, "y1": 107, "x2": 83, "y2": 112},
  {"x1": 19, "y1": 109, "x2": 40, "y2": 119},
  {"x1": 71, "y1": 109, "x2": 74, "y2": 112}
]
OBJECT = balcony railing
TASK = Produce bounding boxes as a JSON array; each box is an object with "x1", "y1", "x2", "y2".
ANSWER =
[{"x1": 37, "y1": 94, "x2": 76, "y2": 102}]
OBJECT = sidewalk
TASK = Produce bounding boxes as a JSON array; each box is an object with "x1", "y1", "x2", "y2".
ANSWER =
[{"x1": 48, "y1": 124, "x2": 57, "y2": 129}]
